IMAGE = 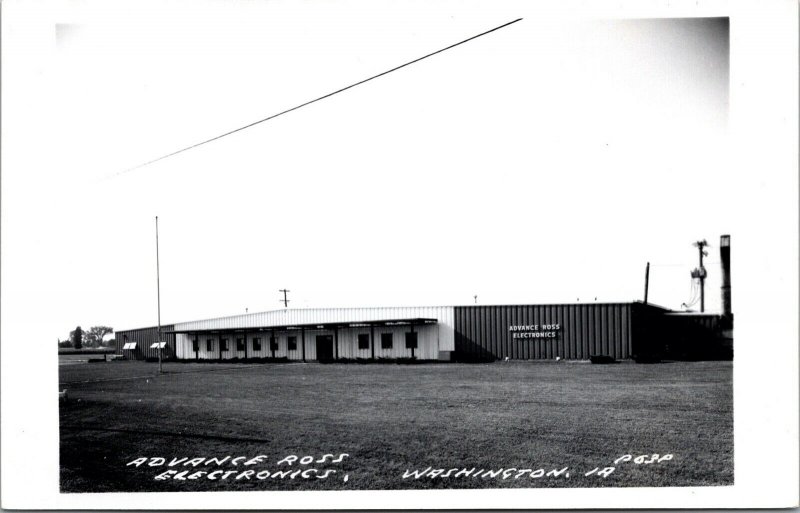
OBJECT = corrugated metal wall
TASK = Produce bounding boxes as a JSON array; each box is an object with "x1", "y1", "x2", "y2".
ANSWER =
[
  {"x1": 660, "y1": 313, "x2": 732, "y2": 360},
  {"x1": 175, "y1": 324, "x2": 440, "y2": 361},
  {"x1": 115, "y1": 325, "x2": 176, "y2": 360},
  {"x1": 174, "y1": 306, "x2": 455, "y2": 351},
  {"x1": 453, "y1": 304, "x2": 634, "y2": 361},
  {"x1": 629, "y1": 302, "x2": 670, "y2": 359}
]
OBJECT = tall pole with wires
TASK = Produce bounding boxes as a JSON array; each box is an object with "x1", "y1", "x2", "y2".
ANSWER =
[
  {"x1": 279, "y1": 289, "x2": 290, "y2": 308},
  {"x1": 155, "y1": 216, "x2": 163, "y2": 374},
  {"x1": 691, "y1": 239, "x2": 709, "y2": 313}
]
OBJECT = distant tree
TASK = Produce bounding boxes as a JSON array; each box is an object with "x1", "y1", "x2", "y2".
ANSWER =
[
  {"x1": 103, "y1": 338, "x2": 116, "y2": 348},
  {"x1": 84, "y1": 326, "x2": 113, "y2": 348},
  {"x1": 71, "y1": 326, "x2": 83, "y2": 350},
  {"x1": 58, "y1": 339, "x2": 72, "y2": 348}
]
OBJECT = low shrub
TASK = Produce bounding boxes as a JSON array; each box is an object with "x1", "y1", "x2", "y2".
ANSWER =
[{"x1": 589, "y1": 354, "x2": 617, "y2": 364}]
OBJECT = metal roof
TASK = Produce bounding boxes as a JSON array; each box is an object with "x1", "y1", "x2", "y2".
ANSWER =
[{"x1": 164, "y1": 317, "x2": 438, "y2": 335}]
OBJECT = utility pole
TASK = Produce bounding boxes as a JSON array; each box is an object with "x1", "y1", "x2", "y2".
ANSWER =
[
  {"x1": 643, "y1": 262, "x2": 650, "y2": 304},
  {"x1": 474, "y1": 295, "x2": 477, "y2": 304},
  {"x1": 279, "y1": 289, "x2": 290, "y2": 308},
  {"x1": 155, "y1": 216, "x2": 162, "y2": 374},
  {"x1": 691, "y1": 239, "x2": 709, "y2": 313}
]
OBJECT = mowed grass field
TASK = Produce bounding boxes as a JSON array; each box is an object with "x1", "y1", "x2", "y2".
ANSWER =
[{"x1": 59, "y1": 359, "x2": 732, "y2": 492}]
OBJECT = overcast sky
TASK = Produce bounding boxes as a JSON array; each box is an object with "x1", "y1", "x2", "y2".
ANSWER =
[{"x1": 5, "y1": 3, "x2": 734, "y2": 339}]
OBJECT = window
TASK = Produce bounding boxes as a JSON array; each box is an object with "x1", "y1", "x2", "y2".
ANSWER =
[
  {"x1": 381, "y1": 333, "x2": 393, "y2": 349},
  {"x1": 252, "y1": 337, "x2": 261, "y2": 351},
  {"x1": 206, "y1": 339, "x2": 213, "y2": 351},
  {"x1": 287, "y1": 336, "x2": 297, "y2": 351},
  {"x1": 405, "y1": 332, "x2": 418, "y2": 349},
  {"x1": 270, "y1": 336, "x2": 279, "y2": 351},
  {"x1": 220, "y1": 338, "x2": 229, "y2": 351},
  {"x1": 192, "y1": 339, "x2": 199, "y2": 352},
  {"x1": 358, "y1": 334, "x2": 370, "y2": 350},
  {"x1": 236, "y1": 338, "x2": 245, "y2": 351}
]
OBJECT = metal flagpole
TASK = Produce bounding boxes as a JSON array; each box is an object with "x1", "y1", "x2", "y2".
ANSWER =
[{"x1": 156, "y1": 216, "x2": 162, "y2": 374}]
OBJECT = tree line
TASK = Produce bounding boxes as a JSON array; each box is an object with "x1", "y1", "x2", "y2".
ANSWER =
[{"x1": 57, "y1": 326, "x2": 114, "y2": 349}]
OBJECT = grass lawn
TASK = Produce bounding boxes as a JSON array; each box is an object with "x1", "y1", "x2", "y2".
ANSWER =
[{"x1": 59, "y1": 360, "x2": 732, "y2": 492}]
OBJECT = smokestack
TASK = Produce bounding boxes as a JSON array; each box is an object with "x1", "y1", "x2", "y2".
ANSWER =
[{"x1": 720, "y1": 234, "x2": 732, "y2": 317}]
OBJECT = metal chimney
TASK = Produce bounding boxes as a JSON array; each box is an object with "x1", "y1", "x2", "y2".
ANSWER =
[{"x1": 720, "y1": 234, "x2": 732, "y2": 317}]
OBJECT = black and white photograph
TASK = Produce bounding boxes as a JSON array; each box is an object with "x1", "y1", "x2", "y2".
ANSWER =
[{"x1": 1, "y1": 0, "x2": 798, "y2": 509}]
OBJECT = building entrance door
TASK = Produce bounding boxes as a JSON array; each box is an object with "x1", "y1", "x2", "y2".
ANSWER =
[{"x1": 316, "y1": 335, "x2": 334, "y2": 361}]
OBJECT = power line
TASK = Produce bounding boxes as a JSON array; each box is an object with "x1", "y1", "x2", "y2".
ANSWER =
[
  {"x1": 117, "y1": 17, "x2": 523, "y2": 176},
  {"x1": 682, "y1": 280, "x2": 700, "y2": 309}
]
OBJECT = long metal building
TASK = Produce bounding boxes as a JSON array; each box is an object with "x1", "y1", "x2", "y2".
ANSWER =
[
  {"x1": 115, "y1": 235, "x2": 733, "y2": 362},
  {"x1": 115, "y1": 301, "x2": 732, "y2": 362}
]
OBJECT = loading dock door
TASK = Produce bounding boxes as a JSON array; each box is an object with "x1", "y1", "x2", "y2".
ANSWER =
[{"x1": 316, "y1": 335, "x2": 334, "y2": 362}]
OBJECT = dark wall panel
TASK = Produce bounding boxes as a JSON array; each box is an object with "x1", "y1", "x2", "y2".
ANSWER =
[
  {"x1": 581, "y1": 305, "x2": 590, "y2": 358},
  {"x1": 453, "y1": 303, "x2": 635, "y2": 361},
  {"x1": 115, "y1": 325, "x2": 176, "y2": 360},
  {"x1": 661, "y1": 313, "x2": 732, "y2": 360},
  {"x1": 630, "y1": 302, "x2": 672, "y2": 358},
  {"x1": 564, "y1": 305, "x2": 578, "y2": 359}
]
